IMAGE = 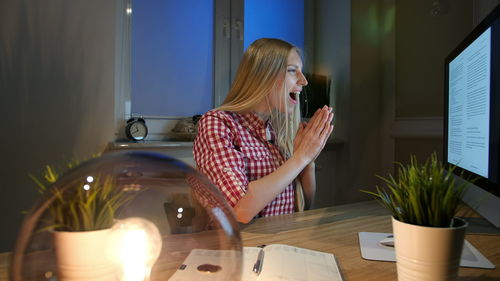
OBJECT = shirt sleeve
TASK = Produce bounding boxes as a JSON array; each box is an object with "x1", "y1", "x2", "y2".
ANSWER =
[{"x1": 193, "y1": 113, "x2": 248, "y2": 207}]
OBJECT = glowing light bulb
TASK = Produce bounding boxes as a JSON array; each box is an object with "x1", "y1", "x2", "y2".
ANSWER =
[
  {"x1": 86, "y1": 176, "x2": 94, "y2": 183},
  {"x1": 108, "y1": 218, "x2": 162, "y2": 281},
  {"x1": 83, "y1": 184, "x2": 90, "y2": 191}
]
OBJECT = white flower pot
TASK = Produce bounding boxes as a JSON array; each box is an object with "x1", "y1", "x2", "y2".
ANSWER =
[
  {"x1": 392, "y1": 217, "x2": 467, "y2": 281},
  {"x1": 53, "y1": 228, "x2": 117, "y2": 281}
]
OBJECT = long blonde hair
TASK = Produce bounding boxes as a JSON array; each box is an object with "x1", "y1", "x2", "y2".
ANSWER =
[{"x1": 218, "y1": 38, "x2": 303, "y2": 158}]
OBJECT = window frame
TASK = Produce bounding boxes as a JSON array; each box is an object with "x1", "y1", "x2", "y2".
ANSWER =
[{"x1": 115, "y1": 0, "x2": 243, "y2": 141}]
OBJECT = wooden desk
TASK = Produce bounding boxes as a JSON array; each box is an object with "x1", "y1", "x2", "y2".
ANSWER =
[
  {"x1": 2, "y1": 200, "x2": 499, "y2": 280},
  {"x1": 240, "y1": 200, "x2": 500, "y2": 281}
]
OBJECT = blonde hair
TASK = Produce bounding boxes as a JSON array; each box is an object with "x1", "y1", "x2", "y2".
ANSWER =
[{"x1": 218, "y1": 38, "x2": 303, "y2": 158}]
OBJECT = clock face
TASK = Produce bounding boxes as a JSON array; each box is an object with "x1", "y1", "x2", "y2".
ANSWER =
[
  {"x1": 125, "y1": 118, "x2": 148, "y2": 141},
  {"x1": 130, "y1": 122, "x2": 147, "y2": 140}
]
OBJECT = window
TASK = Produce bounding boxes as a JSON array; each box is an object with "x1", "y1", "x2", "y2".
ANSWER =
[
  {"x1": 120, "y1": 0, "x2": 304, "y2": 140},
  {"x1": 131, "y1": 0, "x2": 215, "y2": 117}
]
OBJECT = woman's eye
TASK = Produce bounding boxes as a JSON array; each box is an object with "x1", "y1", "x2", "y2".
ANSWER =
[{"x1": 287, "y1": 69, "x2": 297, "y2": 73}]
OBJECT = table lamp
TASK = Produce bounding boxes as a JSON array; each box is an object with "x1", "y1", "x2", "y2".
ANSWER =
[{"x1": 11, "y1": 151, "x2": 243, "y2": 281}]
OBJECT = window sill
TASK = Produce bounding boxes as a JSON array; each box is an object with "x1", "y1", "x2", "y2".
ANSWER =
[{"x1": 109, "y1": 141, "x2": 193, "y2": 150}]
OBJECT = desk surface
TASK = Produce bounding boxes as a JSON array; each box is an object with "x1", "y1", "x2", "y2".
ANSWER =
[
  {"x1": 239, "y1": 200, "x2": 500, "y2": 281},
  {"x1": 2, "y1": 200, "x2": 499, "y2": 281}
]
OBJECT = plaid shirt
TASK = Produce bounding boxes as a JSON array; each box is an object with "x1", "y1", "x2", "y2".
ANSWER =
[{"x1": 193, "y1": 110, "x2": 295, "y2": 218}]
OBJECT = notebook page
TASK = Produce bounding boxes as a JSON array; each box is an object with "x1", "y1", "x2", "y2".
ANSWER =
[
  {"x1": 168, "y1": 249, "x2": 242, "y2": 281},
  {"x1": 258, "y1": 244, "x2": 342, "y2": 281},
  {"x1": 241, "y1": 247, "x2": 260, "y2": 281}
]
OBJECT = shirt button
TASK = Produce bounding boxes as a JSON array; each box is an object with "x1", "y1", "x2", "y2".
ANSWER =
[{"x1": 223, "y1": 167, "x2": 231, "y2": 173}]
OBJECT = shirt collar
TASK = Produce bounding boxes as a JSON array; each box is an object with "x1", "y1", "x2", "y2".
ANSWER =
[{"x1": 233, "y1": 111, "x2": 270, "y2": 143}]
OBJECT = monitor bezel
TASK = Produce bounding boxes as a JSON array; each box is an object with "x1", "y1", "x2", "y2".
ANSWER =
[{"x1": 443, "y1": 4, "x2": 500, "y2": 198}]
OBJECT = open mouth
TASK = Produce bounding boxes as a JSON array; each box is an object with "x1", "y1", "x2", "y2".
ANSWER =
[{"x1": 289, "y1": 92, "x2": 299, "y2": 104}]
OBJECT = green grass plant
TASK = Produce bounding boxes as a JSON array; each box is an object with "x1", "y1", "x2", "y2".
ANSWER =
[
  {"x1": 363, "y1": 153, "x2": 471, "y2": 227},
  {"x1": 30, "y1": 164, "x2": 134, "y2": 232}
]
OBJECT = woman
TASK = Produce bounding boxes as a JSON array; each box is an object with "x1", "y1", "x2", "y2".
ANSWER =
[{"x1": 193, "y1": 38, "x2": 333, "y2": 223}]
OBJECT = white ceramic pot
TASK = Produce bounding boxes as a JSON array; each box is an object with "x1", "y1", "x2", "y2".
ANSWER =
[
  {"x1": 53, "y1": 228, "x2": 117, "y2": 281},
  {"x1": 392, "y1": 217, "x2": 467, "y2": 281}
]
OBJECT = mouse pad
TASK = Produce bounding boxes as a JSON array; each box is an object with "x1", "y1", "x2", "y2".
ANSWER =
[{"x1": 358, "y1": 232, "x2": 495, "y2": 269}]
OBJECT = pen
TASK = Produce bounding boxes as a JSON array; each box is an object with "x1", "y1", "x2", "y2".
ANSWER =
[{"x1": 252, "y1": 249, "x2": 265, "y2": 274}]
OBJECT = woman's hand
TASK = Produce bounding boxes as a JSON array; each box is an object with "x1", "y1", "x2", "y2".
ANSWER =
[{"x1": 293, "y1": 106, "x2": 334, "y2": 164}]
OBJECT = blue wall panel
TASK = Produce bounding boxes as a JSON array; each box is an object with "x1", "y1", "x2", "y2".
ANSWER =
[
  {"x1": 244, "y1": 0, "x2": 304, "y2": 51},
  {"x1": 131, "y1": 0, "x2": 213, "y2": 116}
]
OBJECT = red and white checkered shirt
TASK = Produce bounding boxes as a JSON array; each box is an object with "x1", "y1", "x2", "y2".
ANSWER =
[{"x1": 193, "y1": 110, "x2": 295, "y2": 218}]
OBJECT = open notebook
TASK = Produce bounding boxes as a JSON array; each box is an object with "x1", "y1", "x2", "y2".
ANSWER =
[{"x1": 168, "y1": 244, "x2": 344, "y2": 281}]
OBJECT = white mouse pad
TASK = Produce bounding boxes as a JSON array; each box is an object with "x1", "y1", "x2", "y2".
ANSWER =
[{"x1": 358, "y1": 232, "x2": 495, "y2": 269}]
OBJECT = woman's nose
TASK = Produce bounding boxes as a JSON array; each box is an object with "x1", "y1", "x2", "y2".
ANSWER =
[{"x1": 298, "y1": 72, "x2": 308, "y2": 86}]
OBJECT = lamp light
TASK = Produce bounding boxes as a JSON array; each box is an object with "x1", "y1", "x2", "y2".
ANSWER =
[{"x1": 109, "y1": 217, "x2": 162, "y2": 281}]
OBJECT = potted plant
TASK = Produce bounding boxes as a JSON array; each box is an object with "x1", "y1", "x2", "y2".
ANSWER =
[
  {"x1": 30, "y1": 164, "x2": 135, "y2": 281},
  {"x1": 363, "y1": 153, "x2": 472, "y2": 281}
]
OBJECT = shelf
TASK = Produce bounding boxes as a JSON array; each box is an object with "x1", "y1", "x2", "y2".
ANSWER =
[{"x1": 109, "y1": 141, "x2": 193, "y2": 150}]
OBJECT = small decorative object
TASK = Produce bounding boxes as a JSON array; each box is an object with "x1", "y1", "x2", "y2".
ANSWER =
[
  {"x1": 125, "y1": 117, "x2": 148, "y2": 141},
  {"x1": 363, "y1": 153, "x2": 472, "y2": 281},
  {"x1": 167, "y1": 115, "x2": 201, "y2": 141},
  {"x1": 12, "y1": 151, "x2": 242, "y2": 281}
]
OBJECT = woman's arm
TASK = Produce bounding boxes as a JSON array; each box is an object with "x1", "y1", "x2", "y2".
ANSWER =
[
  {"x1": 233, "y1": 154, "x2": 310, "y2": 223},
  {"x1": 299, "y1": 162, "x2": 316, "y2": 210}
]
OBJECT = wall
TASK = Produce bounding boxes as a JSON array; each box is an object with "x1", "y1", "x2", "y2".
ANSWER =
[
  {"x1": 0, "y1": 0, "x2": 121, "y2": 252},
  {"x1": 305, "y1": 0, "x2": 347, "y2": 207},
  {"x1": 396, "y1": 1, "x2": 472, "y2": 118},
  {"x1": 310, "y1": 0, "x2": 387, "y2": 207},
  {"x1": 393, "y1": 0, "x2": 480, "y2": 165},
  {"x1": 310, "y1": 0, "x2": 487, "y2": 207}
]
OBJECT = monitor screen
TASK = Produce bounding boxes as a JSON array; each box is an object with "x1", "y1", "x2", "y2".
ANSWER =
[
  {"x1": 447, "y1": 27, "x2": 491, "y2": 179},
  {"x1": 444, "y1": 4, "x2": 500, "y2": 228}
]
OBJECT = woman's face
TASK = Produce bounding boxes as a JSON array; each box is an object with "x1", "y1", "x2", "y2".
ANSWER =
[{"x1": 268, "y1": 50, "x2": 308, "y2": 114}]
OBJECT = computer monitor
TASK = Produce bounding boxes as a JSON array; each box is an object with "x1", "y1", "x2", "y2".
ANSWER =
[{"x1": 444, "y1": 4, "x2": 500, "y2": 229}]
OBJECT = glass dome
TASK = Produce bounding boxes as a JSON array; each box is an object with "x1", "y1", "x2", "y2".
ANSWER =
[{"x1": 11, "y1": 151, "x2": 242, "y2": 281}]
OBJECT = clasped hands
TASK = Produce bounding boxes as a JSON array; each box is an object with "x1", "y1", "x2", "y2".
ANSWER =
[{"x1": 293, "y1": 105, "x2": 334, "y2": 165}]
